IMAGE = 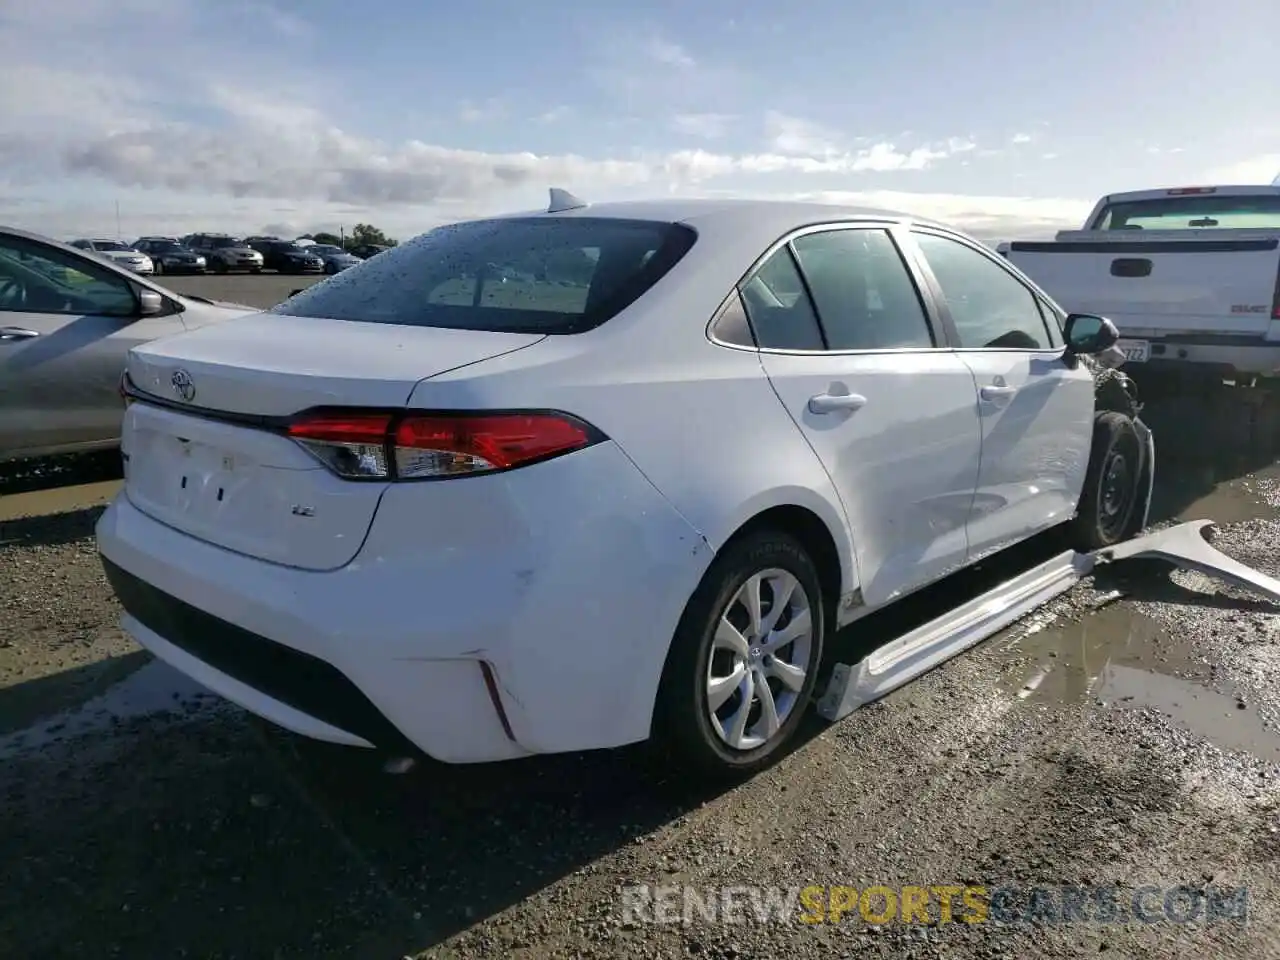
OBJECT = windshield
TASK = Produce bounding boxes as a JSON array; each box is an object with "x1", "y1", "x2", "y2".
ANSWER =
[
  {"x1": 309, "y1": 245, "x2": 345, "y2": 256},
  {"x1": 1092, "y1": 195, "x2": 1280, "y2": 230},
  {"x1": 270, "y1": 216, "x2": 697, "y2": 334},
  {"x1": 152, "y1": 241, "x2": 185, "y2": 252},
  {"x1": 210, "y1": 237, "x2": 245, "y2": 248},
  {"x1": 96, "y1": 241, "x2": 131, "y2": 252}
]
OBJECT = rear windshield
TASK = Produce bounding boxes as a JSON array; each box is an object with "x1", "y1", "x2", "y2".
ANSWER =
[
  {"x1": 269, "y1": 216, "x2": 697, "y2": 334},
  {"x1": 1092, "y1": 195, "x2": 1280, "y2": 230}
]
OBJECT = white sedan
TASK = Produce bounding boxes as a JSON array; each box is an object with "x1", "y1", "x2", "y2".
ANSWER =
[
  {"x1": 69, "y1": 238, "x2": 155, "y2": 275},
  {"x1": 95, "y1": 194, "x2": 1149, "y2": 778}
]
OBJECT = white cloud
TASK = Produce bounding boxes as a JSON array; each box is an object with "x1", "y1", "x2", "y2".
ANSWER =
[
  {"x1": 459, "y1": 98, "x2": 506, "y2": 124},
  {"x1": 1010, "y1": 132, "x2": 1033, "y2": 145},
  {"x1": 765, "y1": 111, "x2": 843, "y2": 155},
  {"x1": 1204, "y1": 153, "x2": 1280, "y2": 184},
  {"x1": 0, "y1": 3, "x2": 1091, "y2": 248},
  {"x1": 644, "y1": 37, "x2": 696, "y2": 69},
  {"x1": 672, "y1": 113, "x2": 737, "y2": 140},
  {"x1": 770, "y1": 189, "x2": 1093, "y2": 242},
  {"x1": 535, "y1": 106, "x2": 573, "y2": 124}
]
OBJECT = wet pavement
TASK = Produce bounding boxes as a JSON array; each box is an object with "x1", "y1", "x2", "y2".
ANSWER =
[{"x1": 2, "y1": 384, "x2": 1280, "y2": 959}]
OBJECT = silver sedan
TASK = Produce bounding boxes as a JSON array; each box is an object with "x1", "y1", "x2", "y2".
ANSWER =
[{"x1": 0, "y1": 226, "x2": 257, "y2": 462}]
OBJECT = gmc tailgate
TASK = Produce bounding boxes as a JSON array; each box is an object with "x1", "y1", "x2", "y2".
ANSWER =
[{"x1": 1007, "y1": 230, "x2": 1280, "y2": 375}]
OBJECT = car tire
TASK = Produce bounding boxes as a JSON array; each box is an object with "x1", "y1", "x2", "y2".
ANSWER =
[
  {"x1": 153, "y1": 261, "x2": 164, "y2": 276},
  {"x1": 652, "y1": 529, "x2": 825, "y2": 782},
  {"x1": 1070, "y1": 411, "x2": 1144, "y2": 551},
  {"x1": 251, "y1": 267, "x2": 262, "y2": 274},
  {"x1": 213, "y1": 261, "x2": 228, "y2": 274}
]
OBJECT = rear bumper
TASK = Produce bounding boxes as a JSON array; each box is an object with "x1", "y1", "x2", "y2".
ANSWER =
[
  {"x1": 95, "y1": 441, "x2": 714, "y2": 763},
  {"x1": 1116, "y1": 331, "x2": 1280, "y2": 377}
]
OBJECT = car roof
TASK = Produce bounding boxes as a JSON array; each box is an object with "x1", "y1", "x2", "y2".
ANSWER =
[{"x1": 473, "y1": 197, "x2": 956, "y2": 251}]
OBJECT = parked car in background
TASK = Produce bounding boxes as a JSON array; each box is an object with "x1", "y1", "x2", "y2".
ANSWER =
[
  {"x1": 0, "y1": 225, "x2": 256, "y2": 462},
  {"x1": 70, "y1": 238, "x2": 155, "y2": 275},
  {"x1": 186, "y1": 233, "x2": 264, "y2": 274},
  {"x1": 1003, "y1": 184, "x2": 1280, "y2": 392},
  {"x1": 350, "y1": 243, "x2": 391, "y2": 259},
  {"x1": 94, "y1": 194, "x2": 1149, "y2": 780},
  {"x1": 306, "y1": 243, "x2": 362, "y2": 274},
  {"x1": 247, "y1": 239, "x2": 326, "y2": 274},
  {"x1": 133, "y1": 237, "x2": 207, "y2": 275}
]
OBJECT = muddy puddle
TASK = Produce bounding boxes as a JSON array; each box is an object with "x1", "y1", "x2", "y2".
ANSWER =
[
  {"x1": 0, "y1": 479, "x2": 121, "y2": 523},
  {"x1": 999, "y1": 605, "x2": 1280, "y2": 763},
  {"x1": 1157, "y1": 461, "x2": 1280, "y2": 525}
]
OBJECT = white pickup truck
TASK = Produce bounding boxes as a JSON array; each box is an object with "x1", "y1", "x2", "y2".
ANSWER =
[{"x1": 1001, "y1": 185, "x2": 1280, "y2": 392}]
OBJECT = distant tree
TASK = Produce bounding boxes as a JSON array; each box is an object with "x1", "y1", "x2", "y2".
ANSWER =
[
  {"x1": 310, "y1": 231, "x2": 343, "y2": 247},
  {"x1": 349, "y1": 223, "x2": 396, "y2": 249}
]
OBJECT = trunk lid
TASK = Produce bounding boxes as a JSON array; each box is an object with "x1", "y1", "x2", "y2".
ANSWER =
[
  {"x1": 1008, "y1": 231, "x2": 1280, "y2": 336},
  {"x1": 122, "y1": 313, "x2": 545, "y2": 569}
]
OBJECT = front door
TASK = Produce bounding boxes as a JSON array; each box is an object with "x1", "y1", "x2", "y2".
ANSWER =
[
  {"x1": 745, "y1": 225, "x2": 984, "y2": 609},
  {"x1": 908, "y1": 230, "x2": 1095, "y2": 562},
  {"x1": 0, "y1": 232, "x2": 184, "y2": 457}
]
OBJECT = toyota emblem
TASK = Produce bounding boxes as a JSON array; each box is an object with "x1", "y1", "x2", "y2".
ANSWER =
[{"x1": 170, "y1": 369, "x2": 196, "y2": 403}]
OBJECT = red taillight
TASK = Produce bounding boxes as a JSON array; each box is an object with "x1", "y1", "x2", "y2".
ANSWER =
[{"x1": 286, "y1": 409, "x2": 598, "y2": 481}]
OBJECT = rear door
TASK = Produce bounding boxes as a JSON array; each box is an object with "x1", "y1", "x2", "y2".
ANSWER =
[
  {"x1": 747, "y1": 224, "x2": 983, "y2": 608},
  {"x1": 0, "y1": 231, "x2": 185, "y2": 457},
  {"x1": 907, "y1": 229, "x2": 1094, "y2": 561}
]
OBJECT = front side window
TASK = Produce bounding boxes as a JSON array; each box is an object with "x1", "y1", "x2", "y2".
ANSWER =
[
  {"x1": 913, "y1": 232, "x2": 1052, "y2": 350},
  {"x1": 0, "y1": 236, "x2": 137, "y2": 316},
  {"x1": 738, "y1": 247, "x2": 825, "y2": 350},
  {"x1": 790, "y1": 228, "x2": 934, "y2": 350},
  {"x1": 272, "y1": 217, "x2": 697, "y2": 334}
]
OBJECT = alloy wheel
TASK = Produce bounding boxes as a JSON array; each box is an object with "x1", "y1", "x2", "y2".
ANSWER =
[{"x1": 705, "y1": 568, "x2": 814, "y2": 751}]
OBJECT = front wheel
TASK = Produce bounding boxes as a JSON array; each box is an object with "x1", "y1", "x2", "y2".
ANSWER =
[
  {"x1": 652, "y1": 530, "x2": 825, "y2": 781},
  {"x1": 1070, "y1": 411, "x2": 1144, "y2": 551},
  {"x1": 153, "y1": 261, "x2": 164, "y2": 276}
]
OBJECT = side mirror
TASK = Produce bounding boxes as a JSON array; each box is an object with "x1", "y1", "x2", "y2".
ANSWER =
[
  {"x1": 138, "y1": 289, "x2": 165, "y2": 317},
  {"x1": 1064, "y1": 313, "x2": 1119, "y2": 355}
]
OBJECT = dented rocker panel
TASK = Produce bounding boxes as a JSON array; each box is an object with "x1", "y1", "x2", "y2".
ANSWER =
[{"x1": 817, "y1": 425, "x2": 1276, "y2": 723}]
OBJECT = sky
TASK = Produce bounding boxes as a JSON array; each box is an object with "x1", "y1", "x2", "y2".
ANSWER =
[{"x1": 1, "y1": 0, "x2": 1278, "y2": 245}]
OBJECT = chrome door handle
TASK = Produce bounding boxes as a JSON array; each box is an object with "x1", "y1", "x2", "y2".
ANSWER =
[
  {"x1": 808, "y1": 392, "x2": 868, "y2": 414},
  {"x1": 0, "y1": 327, "x2": 39, "y2": 341},
  {"x1": 979, "y1": 384, "x2": 1018, "y2": 401}
]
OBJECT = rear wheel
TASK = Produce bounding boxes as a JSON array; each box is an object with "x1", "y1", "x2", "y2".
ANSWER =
[
  {"x1": 153, "y1": 260, "x2": 164, "y2": 276},
  {"x1": 653, "y1": 530, "x2": 824, "y2": 781},
  {"x1": 1071, "y1": 412, "x2": 1144, "y2": 551}
]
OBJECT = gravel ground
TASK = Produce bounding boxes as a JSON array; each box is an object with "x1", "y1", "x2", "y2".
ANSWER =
[{"x1": 2, "y1": 368, "x2": 1280, "y2": 958}]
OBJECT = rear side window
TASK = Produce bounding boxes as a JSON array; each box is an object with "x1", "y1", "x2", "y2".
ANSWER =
[
  {"x1": 271, "y1": 217, "x2": 697, "y2": 334},
  {"x1": 738, "y1": 247, "x2": 825, "y2": 350}
]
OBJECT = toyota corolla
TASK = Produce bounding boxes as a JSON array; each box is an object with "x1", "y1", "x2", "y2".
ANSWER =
[{"x1": 95, "y1": 192, "x2": 1148, "y2": 778}]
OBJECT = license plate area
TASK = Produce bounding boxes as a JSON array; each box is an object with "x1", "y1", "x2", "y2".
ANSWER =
[
  {"x1": 1116, "y1": 338, "x2": 1150, "y2": 363},
  {"x1": 121, "y1": 402, "x2": 387, "y2": 570},
  {"x1": 133, "y1": 432, "x2": 262, "y2": 521}
]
